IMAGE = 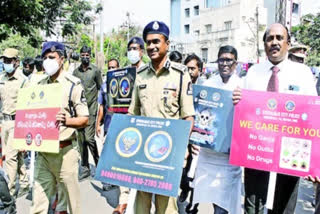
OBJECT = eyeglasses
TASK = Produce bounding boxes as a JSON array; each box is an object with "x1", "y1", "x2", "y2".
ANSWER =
[{"x1": 217, "y1": 58, "x2": 235, "y2": 66}]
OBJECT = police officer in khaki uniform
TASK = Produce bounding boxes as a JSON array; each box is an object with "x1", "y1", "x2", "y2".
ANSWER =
[
  {"x1": 0, "y1": 48, "x2": 29, "y2": 197},
  {"x1": 128, "y1": 21, "x2": 195, "y2": 214},
  {"x1": 30, "y1": 42, "x2": 89, "y2": 214}
]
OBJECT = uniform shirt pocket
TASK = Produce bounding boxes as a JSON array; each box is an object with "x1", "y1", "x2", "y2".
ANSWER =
[{"x1": 161, "y1": 87, "x2": 179, "y2": 116}]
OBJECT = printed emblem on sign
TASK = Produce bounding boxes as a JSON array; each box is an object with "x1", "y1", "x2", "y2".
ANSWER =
[
  {"x1": 152, "y1": 21, "x2": 160, "y2": 30},
  {"x1": 144, "y1": 131, "x2": 172, "y2": 163},
  {"x1": 26, "y1": 133, "x2": 33, "y2": 146},
  {"x1": 39, "y1": 91, "x2": 44, "y2": 99},
  {"x1": 109, "y1": 78, "x2": 118, "y2": 98},
  {"x1": 301, "y1": 113, "x2": 308, "y2": 121},
  {"x1": 35, "y1": 134, "x2": 42, "y2": 146},
  {"x1": 119, "y1": 77, "x2": 130, "y2": 98},
  {"x1": 31, "y1": 92, "x2": 36, "y2": 99},
  {"x1": 285, "y1": 100, "x2": 295, "y2": 111},
  {"x1": 116, "y1": 127, "x2": 142, "y2": 158},
  {"x1": 212, "y1": 92, "x2": 221, "y2": 101},
  {"x1": 267, "y1": 98, "x2": 277, "y2": 110},
  {"x1": 200, "y1": 90, "x2": 207, "y2": 99}
]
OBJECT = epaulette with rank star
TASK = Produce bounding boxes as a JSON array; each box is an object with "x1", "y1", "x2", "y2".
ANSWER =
[
  {"x1": 137, "y1": 64, "x2": 148, "y2": 73},
  {"x1": 65, "y1": 73, "x2": 81, "y2": 85},
  {"x1": 171, "y1": 61, "x2": 187, "y2": 73}
]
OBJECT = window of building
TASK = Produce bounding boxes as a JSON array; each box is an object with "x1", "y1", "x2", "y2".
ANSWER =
[
  {"x1": 225, "y1": 21, "x2": 232, "y2": 30},
  {"x1": 194, "y1": 5, "x2": 199, "y2": 16},
  {"x1": 205, "y1": 24, "x2": 212, "y2": 33},
  {"x1": 194, "y1": 30, "x2": 200, "y2": 36},
  {"x1": 201, "y1": 48, "x2": 208, "y2": 63},
  {"x1": 184, "y1": 24, "x2": 190, "y2": 34},
  {"x1": 292, "y1": 3, "x2": 299, "y2": 14},
  {"x1": 185, "y1": 8, "x2": 190, "y2": 18}
]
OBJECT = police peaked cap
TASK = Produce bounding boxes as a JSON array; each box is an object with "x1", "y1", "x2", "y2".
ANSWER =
[
  {"x1": 127, "y1": 37, "x2": 144, "y2": 49},
  {"x1": 41, "y1": 41, "x2": 65, "y2": 58},
  {"x1": 143, "y1": 21, "x2": 170, "y2": 42}
]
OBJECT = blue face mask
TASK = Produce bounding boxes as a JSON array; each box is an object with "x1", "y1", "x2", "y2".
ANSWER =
[{"x1": 4, "y1": 63, "x2": 15, "y2": 74}]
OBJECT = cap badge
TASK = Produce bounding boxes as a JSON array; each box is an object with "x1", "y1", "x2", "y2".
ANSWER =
[
  {"x1": 133, "y1": 38, "x2": 137, "y2": 43},
  {"x1": 152, "y1": 21, "x2": 159, "y2": 30},
  {"x1": 50, "y1": 46, "x2": 56, "y2": 52}
]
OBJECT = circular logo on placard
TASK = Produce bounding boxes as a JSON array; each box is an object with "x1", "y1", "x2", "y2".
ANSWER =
[
  {"x1": 26, "y1": 133, "x2": 33, "y2": 146},
  {"x1": 119, "y1": 77, "x2": 130, "y2": 97},
  {"x1": 199, "y1": 90, "x2": 207, "y2": 99},
  {"x1": 285, "y1": 100, "x2": 295, "y2": 111},
  {"x1": 109, "y1": 78, "x2": 118, "y2": 98},
  {"x1": 116, "y1": 127, "x2": 142, "y2": 158},
  {"x1": 212, "y1": 92, "x2": 221, "y2": 101},
  {"x1": 35, "y1": 134, "x2": 42, "y2": 146},
  {"x1": 267, "y1": 98, "x2": 277, "y2": 110},
  {"x1": 144, "y1": 131, "x2": 172, "y2": 163}
]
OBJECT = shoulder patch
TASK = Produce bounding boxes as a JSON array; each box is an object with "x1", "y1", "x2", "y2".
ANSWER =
[
  {"x1": 65, "y1": 73, "x2": 81, "y2": 85},
  {"x1": 171, "y1": 62, "x2": 187, "y2": 73},
  {"x1": 137, "y1": 64, "x2": 148, "y2": 73}
]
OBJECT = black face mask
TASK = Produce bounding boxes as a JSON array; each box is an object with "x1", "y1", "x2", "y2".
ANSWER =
[
  {"x1": 23, "y1": 68, "x2": 33, "y2": 77},
  {"x1": 81, "y1": 57, "x2": 90, "y2": 65}
]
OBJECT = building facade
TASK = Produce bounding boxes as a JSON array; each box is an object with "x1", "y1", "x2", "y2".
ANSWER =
[{"x1": 170, "y1": 0, "x2": 268, "y2": 63}]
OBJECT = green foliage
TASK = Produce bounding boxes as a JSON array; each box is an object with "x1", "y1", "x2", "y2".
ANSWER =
[
  {"x1": 0, "y1": 33, "x2": 39, "y2": 59},
  {"x1": 291, "y1": 13, "x2": 320, "y2": 66},
  {"x1": 0, "y1": 0, "x2": 94, "y2": 44}
]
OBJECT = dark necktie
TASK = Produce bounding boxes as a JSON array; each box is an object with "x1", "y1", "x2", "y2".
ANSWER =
[{"x1": 267, "y1": 66, "x2": 280, "y2": 92}]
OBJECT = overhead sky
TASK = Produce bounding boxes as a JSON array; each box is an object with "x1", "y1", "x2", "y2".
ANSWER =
[{"x1": 98, "y1": 0, "x2": 170, "y2": 34}]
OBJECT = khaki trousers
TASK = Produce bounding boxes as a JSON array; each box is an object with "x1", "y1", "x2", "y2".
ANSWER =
[
  {"x1": 30, "y1": 145, "x2": 80, "y2": 214},
  {"x1": 1, "y1": 120, "x2": 29, "y2": 195},
  {"x1": 135, "y1": 191, "x2": 178, "y2": 214}
]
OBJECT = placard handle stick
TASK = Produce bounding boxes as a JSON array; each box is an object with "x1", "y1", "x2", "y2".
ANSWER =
[
  {"x1": 125, "y1": 188, "x2": 137, "y2": 214},
  {"x1": 29, "y1": 151, "x2": 36, "y2": 187},
  {"x1": 187, "y1": 153, "x2": 199, "y2": 178},
  {"x1": 265, "y1": 172, "x2": 277, "y2": 211}
]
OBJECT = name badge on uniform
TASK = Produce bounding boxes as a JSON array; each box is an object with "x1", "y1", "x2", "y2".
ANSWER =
[
  {"x1": 288, "y1": 85, "x2": 300, "y2": 91},
  {"x1": 139, "y1": 84, "x2": 147, "y2": 89}
]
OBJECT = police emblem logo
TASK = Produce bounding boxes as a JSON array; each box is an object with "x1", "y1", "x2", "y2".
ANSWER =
[
  {"x1": 116, "y1": 127, "x2": 142, "y2": 158},
  {"x1": 267, "y1": 98, "x2": 277, "y2": 110},
  {"x1": 119, "y1": 77, "x2": 131, "y2": 98},
  {"x1": 25, "y1": 133, "x2": 33, "y2": 146},
  {"x1": 50, "y1": 46, "x2": 56, "y2": 52},
  {"x1": 35, "y1": 133, "x2": 42, "y2": 146},
  {"x1": 39, "y1": 91, "x2": 44, "y2": 99},
  {"x1": 31, "y1": 92, "x2": 36, "y2": 99},
  {"x1": 152, "y1": 21, "x2": 160, "y2": 30},
  {"x1": 133, "y1": 38, "x2": 137, "y2": 43},
  {"x1": 109, "y1": 78, "x2": 118, "y2": 98},
  {"x1": 199, "y1": 90, "x2": 207, "y2": 99},
  {"x1": 212, "y1": 92, "x2": 221, "y2": 101},
  {"x1": 144, "y1": 131, "x2": 172, "y2": 163},
  {"x1": 285, "y1": 100, "x2": 295, "y2": 111}
]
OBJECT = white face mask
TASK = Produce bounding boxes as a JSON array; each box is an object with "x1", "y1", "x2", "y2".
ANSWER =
[
  {"x1": 127, "y1": 50, "x2": 141, "y2": 65},
  {"x1": 4, "y1": 63, "x2": 15, "y2": 74},
  {"x1": 43, "y1": 58, "x2": 60, "y2": 76}
]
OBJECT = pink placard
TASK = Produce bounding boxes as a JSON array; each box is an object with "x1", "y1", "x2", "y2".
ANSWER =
[{"x1": 230, "y1": 89, "x2": 320, "y2": 177}]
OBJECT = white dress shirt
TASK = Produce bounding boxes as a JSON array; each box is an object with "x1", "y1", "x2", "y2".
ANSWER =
[{"x1": 244, "y1": 58, "x2": 317, "y2": 96}]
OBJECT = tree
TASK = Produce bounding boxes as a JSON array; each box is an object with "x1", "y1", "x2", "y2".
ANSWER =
[
  {"x1": 291, "y1": 13, "x2": 320, "y2": 66},
  {"x1": 0, "y1": 0, "x2": 95, "y2": 44},
  {"x1": 0, "y1": 33, "x2": 40, "y2": 58}
]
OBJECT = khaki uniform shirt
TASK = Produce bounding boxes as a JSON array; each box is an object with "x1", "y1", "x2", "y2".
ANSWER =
[
  {"x1": 73, "y1": 64, "x2": 102, "y2": 115},
  {"x1": 36, "y1": 72, "x2": 89, "y2": 141},
  {"x1": 128, "y1": 59, "x2": 195, "y2": 119},
  {"x1": 0, "y1": 69, "x2": 27, "y2": 116}
]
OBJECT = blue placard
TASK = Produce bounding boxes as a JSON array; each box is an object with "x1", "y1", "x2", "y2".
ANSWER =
[
  {"x1": 190, "y1": 85, "x2": 234, "y2": 153},
  {"x1": 95, "y1": 114, "x2": 191, "y2": 197}
]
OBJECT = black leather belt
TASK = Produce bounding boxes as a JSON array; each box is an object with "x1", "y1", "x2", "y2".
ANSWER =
[{"x1": 3, "y1": 114, "x2": 15, "y2": 121}]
